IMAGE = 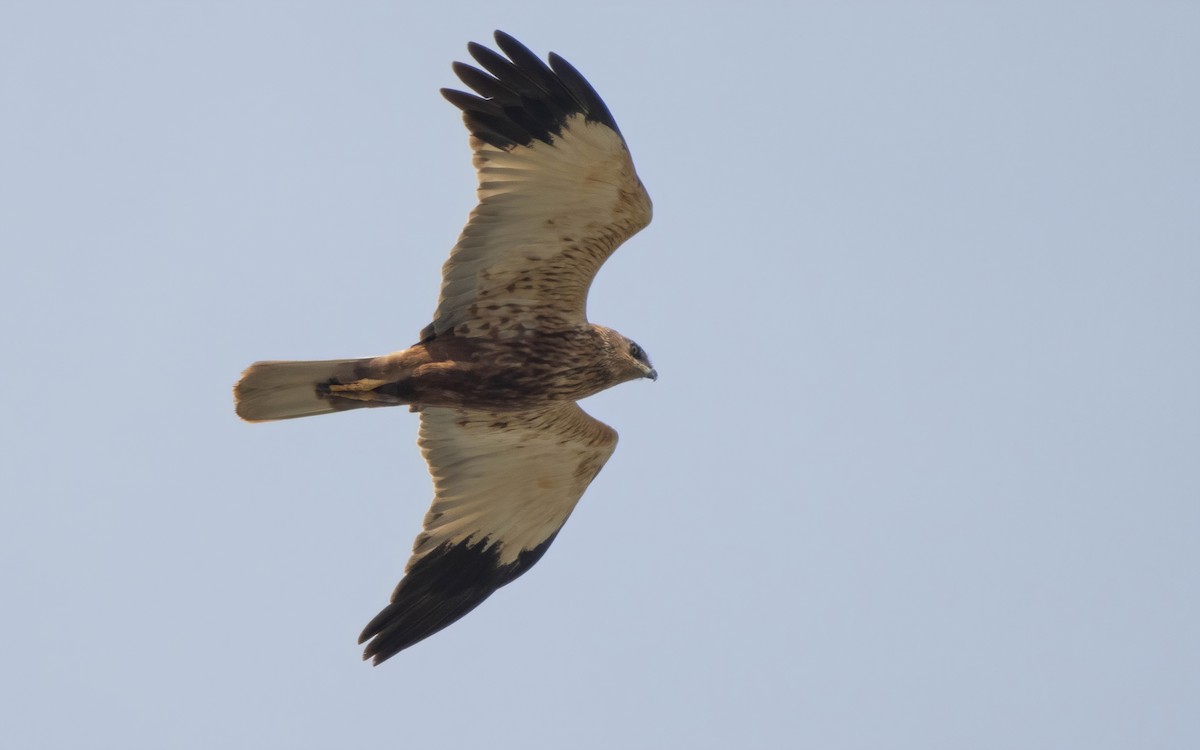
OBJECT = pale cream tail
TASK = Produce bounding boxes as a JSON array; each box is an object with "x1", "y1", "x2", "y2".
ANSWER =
[{"x1": 234, "y1": 358, "x2": 373, "y2": 422}]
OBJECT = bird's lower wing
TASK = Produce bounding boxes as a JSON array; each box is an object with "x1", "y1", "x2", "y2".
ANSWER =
[{"x1": 359, "y1": 401, "x2": 617, "y2": 664}]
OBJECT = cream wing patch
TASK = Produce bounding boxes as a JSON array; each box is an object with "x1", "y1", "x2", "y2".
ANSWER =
[
  {"x1": 411, "y1": 401, "x2": 618, "y2": 568},
  {"x1": 428, "y1": 117, "x2": 652, "y2": 339}
]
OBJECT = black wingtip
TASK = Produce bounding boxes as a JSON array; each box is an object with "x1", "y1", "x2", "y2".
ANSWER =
[
  {"x1": 443, "y1": 32, "x2": 623, "y2": 151},
  {"x1": 359, "y1": 533, "x2": 558, "y2": 665}
]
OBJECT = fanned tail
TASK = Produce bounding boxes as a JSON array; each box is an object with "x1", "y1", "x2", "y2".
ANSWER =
[{"x1": 234, "y1": 358, "x2": 373, "y2": 422}]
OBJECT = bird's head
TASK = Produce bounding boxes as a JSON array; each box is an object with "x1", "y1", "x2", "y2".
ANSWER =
[
  {"x1": 625, "y1": 338, "x2": 657, "y2": 382},
  {"x1": 596, "y1": 326, "x2": 657, "y2": 384}
]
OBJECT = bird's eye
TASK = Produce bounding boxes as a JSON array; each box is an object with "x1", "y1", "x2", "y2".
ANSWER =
[{"x1": 629, "y1": 342, "x2": 644, "y2": 361}]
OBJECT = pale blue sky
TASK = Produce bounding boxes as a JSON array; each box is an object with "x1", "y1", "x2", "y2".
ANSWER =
[{"x1": 3, "y1": 2, "x2": 1198, "y2": 748}]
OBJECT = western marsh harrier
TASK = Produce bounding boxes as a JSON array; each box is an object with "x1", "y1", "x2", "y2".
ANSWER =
[{"x1": 234, "y1": 31, "x2": 654, "y2": 664}]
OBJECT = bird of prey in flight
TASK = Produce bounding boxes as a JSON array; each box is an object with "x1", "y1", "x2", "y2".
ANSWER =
[{"x1": 234, "y1": 31, "x2": 654, "y2": 665}]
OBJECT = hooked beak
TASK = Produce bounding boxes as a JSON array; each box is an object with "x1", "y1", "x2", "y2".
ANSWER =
[{"x1": 644, "y1": 366, "x2": 658, "y2": 382}]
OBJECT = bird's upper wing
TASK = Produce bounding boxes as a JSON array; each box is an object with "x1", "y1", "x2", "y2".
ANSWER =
[
  {"x1": 358, "y1": 401, "x2": 618, "y2": 664},
  {"x1": 421, "y1": 31, "x2": 652, "y2": 341}
]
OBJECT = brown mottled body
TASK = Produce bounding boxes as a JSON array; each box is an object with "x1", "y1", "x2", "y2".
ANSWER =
[{"x1": 316, "y1": 325, "x2": 644, "y2": 412}]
